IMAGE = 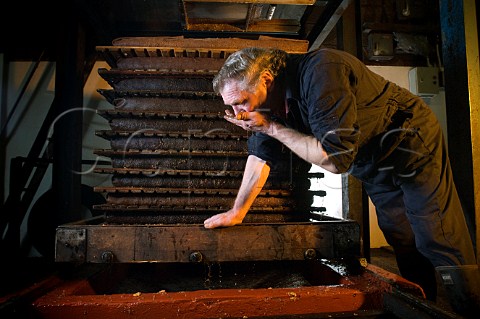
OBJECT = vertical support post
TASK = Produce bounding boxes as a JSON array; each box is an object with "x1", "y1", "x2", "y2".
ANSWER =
[
  {"x1": 462, "y1": 0, "x2": 479, "y2": 260},
  {"x1": 339, "y1": 0, "x2": 370, "y2": 261},
  {"x1": 53, "y1": 5, "x2": 85, "y2": 226},
  {"x1": 0, "y1": 53, "x2": 7, "y2": 204},
  {"x1": 336, "y1": 0, "x2": 358, "y2": 55},
  {"x1": 440, "y1": 0, "x2": 478, "y2": 251},
  {"x1": 342, "y1": 175, "x2": 369, "y2": 261}
]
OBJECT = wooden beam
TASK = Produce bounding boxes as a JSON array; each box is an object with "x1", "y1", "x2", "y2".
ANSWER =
[{"x1": 55, "y1": 218, "x2": 360, "y2": 263}]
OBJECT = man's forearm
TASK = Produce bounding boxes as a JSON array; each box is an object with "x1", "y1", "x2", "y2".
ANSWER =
[
  {"x1": 233, "y1": 155, "x2": 271, "y2": 217},
  {"x1": 203, "y1": 155, "x2": 270, "y2": 228},
  {"x1": 267, "y1": 122, "x2": 338, "y2": 173}
]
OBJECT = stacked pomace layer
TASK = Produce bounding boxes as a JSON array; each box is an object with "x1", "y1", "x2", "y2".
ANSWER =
[{"x1": 93, "y1": 36, "x2": 326, "y2": 224}]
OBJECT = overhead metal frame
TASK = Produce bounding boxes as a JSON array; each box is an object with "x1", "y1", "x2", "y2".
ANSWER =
[{"x1": 181, "y1": 0, "x2": 316, "y2": 34}]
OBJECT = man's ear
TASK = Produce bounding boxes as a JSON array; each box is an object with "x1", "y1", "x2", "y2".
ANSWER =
[{"x1": 261, "y1": 71, "x2": 274, "y2": 91}]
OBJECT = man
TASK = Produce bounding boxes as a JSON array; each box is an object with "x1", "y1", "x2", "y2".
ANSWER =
[{"x1": 203, "y1": 47, "x2": 477, "y2": 305}]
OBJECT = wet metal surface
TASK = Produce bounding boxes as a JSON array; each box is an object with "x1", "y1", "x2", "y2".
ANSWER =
[{"x1": 32, "y1": 261, "x2": 424, "y2": 319}]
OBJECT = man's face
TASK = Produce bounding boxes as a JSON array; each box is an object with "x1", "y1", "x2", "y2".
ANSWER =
[{"x1": 220, "y1": 79, "x2": 268, "y2": 116}]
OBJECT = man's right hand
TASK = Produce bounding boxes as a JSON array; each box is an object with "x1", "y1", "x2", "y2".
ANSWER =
[
  {"x1": 203, "y1": 155, "x2": 270, "y2": 229},
  {"x1": 203, "y1": 209, "x2": 246, "y2": 229}
]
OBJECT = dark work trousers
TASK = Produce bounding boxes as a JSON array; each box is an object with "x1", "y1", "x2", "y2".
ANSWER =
[{"x1": 356, "y1": 96, "x2": 476, "y2": 301}]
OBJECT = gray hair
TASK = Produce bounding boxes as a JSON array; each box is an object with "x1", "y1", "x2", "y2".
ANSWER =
[{"x1": 212, "y1": 47, "x2": 288, "y2": 94}]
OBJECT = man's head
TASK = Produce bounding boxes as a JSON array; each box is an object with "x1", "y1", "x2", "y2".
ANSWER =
[{"x1": 213, "y1": 47, "x2": 288, "y2": 115}]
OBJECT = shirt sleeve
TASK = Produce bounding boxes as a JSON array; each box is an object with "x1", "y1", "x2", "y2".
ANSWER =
[
  {"x1": 301, "y1": 59, "x2": 360, "y2": 173},
  {"x1": 247, "y1": 132, "x2": 289, "y2": 173},
  {"x1": 247, "y1": 132, "x2": 313, "y2": 183}
]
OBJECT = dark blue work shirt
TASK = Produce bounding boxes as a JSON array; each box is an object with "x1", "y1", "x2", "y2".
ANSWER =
[{"x1": 248, "y1": 48, "x2": 407, "y2": 179}]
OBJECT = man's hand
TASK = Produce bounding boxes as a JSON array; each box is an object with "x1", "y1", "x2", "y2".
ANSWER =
[
  {"x1": 203, "y1": 155, "x2": 270, "y2": 230},
  {"x1": 203, "y1": 209, "x2": 246, "y2": 229},
  {"x1": 224, "y1": 110, "x2": 272, "y2": 134}
]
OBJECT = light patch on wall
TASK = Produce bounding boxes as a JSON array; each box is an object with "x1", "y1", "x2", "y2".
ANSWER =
[{"x1": 309, "y1": 164, "x2": 342, "y2": 219}]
